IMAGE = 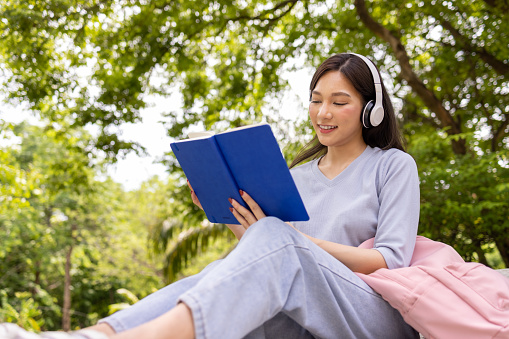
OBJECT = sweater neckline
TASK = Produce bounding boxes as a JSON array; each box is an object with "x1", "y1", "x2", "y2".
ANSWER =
[{"x1": 312, "y1": 146, "x2": 374, "y2": 187}]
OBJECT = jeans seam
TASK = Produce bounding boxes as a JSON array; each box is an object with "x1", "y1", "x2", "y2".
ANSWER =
[
  {"x1": 317, "y1": 263, "x2": 384, "y2": 299},
  {"x1": 211, "y1": 243, "x2": 303, "y2": 286},
  {"x1": 295, "y1": 241, "x2": 384, "y2": 300},
  {"x1": 222, "y1": 242, "x2": 382, "y2": 300},
  {"x1": 293, "y1": 244, "x2": 384, "y2": 299}
]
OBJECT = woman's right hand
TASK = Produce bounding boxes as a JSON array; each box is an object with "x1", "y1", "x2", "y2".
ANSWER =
[
  {"x1": 187, "y1": 180, "x2": 245, "y2": 240},
  {"x1": 187, "y1": 180, "x2": 203, "y2": 210}
]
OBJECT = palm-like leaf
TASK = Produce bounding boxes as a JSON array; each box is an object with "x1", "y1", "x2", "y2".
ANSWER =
[{"x1": 152, "y1": 218, "x2": 235, "y2": 283}]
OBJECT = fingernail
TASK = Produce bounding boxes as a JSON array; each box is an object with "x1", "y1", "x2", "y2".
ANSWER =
[
  {"x1": 228, "y1": 198, "x2": 233, "y2": 204},
  {"x1": 229, "y1": 207, "x2": 234, "y2": 212},
  {"x1": 239, "y1": 190, "x2": 244, "y2": 196}
]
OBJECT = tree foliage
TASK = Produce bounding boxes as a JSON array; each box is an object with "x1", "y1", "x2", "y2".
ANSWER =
[
  {"x1": 0, "y1": 123, "x2": 164, "y2": 330},
  {"x1": 409, "y1": 127, "x2": 509, "y2": 266},
  {"x1": 131, "y1": 176, "x2": 235, "y2": 283}
]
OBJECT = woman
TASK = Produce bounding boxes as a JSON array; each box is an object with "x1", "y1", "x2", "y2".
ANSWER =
[
  {"x1": 92, "y1": 52, "x2": 420, "y2": 339},
  {"x1": 1, "y1": 53, "x2": 420, "y2": 339}
]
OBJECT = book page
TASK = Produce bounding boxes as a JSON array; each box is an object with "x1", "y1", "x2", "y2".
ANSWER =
[
  {"x1": 187, "y1": 131, "x2": 215, "y2": 139},
  {"x1": 185, "y1": 122, "x2": 267, "y2": 139},
  {"x1": 221, "y1": 122, "x2": 268, "y2": 134}
]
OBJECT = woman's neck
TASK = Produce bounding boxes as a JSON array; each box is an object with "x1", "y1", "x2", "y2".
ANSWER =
[{"x1": 318, "y1": 142, "x2": 367, "y2": 180}]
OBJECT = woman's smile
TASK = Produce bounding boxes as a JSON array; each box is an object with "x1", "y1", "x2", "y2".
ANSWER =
[{"x1": 318, "y1": 124, "x2": 338, "y2": 133}]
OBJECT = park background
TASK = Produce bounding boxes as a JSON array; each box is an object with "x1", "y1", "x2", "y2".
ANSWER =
[{"x1": 0, "y1": 0, "x2": 508, "y2": 333}]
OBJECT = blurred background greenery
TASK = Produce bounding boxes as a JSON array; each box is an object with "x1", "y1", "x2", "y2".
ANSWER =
[{"x1": 1, "y1": 0, "x2": 508, "y2": 332}]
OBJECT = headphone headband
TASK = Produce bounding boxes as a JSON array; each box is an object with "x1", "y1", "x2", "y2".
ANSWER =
[{"x1": 349, "y1": 53, "x2": 384, "y2": 127}]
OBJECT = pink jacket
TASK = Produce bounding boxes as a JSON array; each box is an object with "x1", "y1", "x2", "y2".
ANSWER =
[{"x1": 356, "y1": 236, "x2": 509, "y2": 339}]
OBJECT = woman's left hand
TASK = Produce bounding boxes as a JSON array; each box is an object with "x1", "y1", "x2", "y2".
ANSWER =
[{"x1": 229, "y1": 190, "x2": 266, "y2": 229}]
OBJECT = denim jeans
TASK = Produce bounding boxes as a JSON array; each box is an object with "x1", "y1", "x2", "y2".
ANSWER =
[{"x1": 100, "y1": 217, "x2": 418, "y2": 339}]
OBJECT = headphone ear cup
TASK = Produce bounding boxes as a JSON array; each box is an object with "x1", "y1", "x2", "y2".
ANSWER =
[
  {"x1": 362, "y1": 100, "x2": 374, "y2": 128},
  {"x1": 370, "y1": 105, "x2": 384, "y2": 127}
]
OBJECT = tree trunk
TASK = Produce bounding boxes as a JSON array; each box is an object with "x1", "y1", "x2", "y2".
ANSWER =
[
  {"x1": 495, "y1": 238, "x2": 509, "y2": 268},
  {"x1": 62, "y1": 244, "x2": 73, "y2": 331},
  {"x1": 476, "y1": 248, "x2": 489, "y2": 267},
  {"x1": 31, "y1": 260, "x2": 41, "y2": 296},
  {"x1": 354, "y1": 0, "x2": 467, "y2": 155},
  {"x1": 62, "y1": 222, "x2": 77, "y2": 331}
]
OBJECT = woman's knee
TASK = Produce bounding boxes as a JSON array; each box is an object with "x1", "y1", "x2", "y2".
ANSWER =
[
  {"x1": 249, "y1": 217, "x2": 288, "y2": 233},
  {"x1": 244, "y1": 217, "x2": 302, "y2": 243}
]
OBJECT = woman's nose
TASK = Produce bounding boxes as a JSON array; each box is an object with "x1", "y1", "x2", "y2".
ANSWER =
[{"x1": 317, "y1": 104, "x2": 332, "y2": 119}]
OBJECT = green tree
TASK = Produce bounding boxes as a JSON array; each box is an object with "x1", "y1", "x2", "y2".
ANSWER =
[
  {"x1": 1, "y1": 122, "x2": 164, "y2": 330},
  {"x1": 10, "y1": 122, "x2": 101, "y2": 330},
  {"x1": 0, "y1": 121, "x2": 32, "y2": 217},
  {"x1": 409, "y1": 128, "x2": 509, "y2": 266}
]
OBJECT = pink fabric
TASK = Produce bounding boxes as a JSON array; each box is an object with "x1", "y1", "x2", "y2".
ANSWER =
[{"x1": 357, "y1": 236, "x2": 509, "y2": 339}]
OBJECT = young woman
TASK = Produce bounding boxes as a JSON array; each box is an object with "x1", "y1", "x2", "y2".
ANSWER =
[
  {"x1": 1, "y1": 53, "x2": 418, "y2": 339},
  {"x1": 86, "y1": 52, "x2": 420, "y2": 339}
]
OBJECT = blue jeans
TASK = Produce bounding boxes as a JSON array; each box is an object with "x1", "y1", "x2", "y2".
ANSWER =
[{"x1": 100, "y1": 217, "x2": 418, "y2": 339}]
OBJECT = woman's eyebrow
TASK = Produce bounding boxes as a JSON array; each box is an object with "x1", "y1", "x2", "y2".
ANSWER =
[
  {"x1": 331, "y1": 91, "x2": 351, "y2": 98},
  {"x1": 311, "y1": 90, "x2": 351, "y2": 98}
]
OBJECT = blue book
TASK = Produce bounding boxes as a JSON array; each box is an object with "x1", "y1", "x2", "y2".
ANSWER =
[{"x1": 170, "y1": 123, "x2": 309, "y2": 224}]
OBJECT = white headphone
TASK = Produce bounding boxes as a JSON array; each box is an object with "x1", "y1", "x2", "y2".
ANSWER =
[{"x1": 349, "y1": 53, "x2": 384, "y2": 128}]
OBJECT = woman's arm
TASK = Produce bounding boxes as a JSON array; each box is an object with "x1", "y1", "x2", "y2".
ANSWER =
[
  {"x1": 230, "y1": 191, "x2": 385, "y2": 274},
  {"x1": 303, "y1": 153, "x2": 419, "y2": 274},
  {"x1": 225, "y1": 223, "x2": 247, "y2": 240},
  {"x1": 289, "y1": 225, "x2": 387, "y2": 274}
]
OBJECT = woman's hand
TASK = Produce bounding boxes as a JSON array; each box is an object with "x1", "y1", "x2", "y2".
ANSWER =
[
  {"x1": 187, "y1": 180, "x2": 203, "y2": 210},
  {"x1": 229, "y1": 190, "x2": 266, "y2": 229},
  {"x1": 186, "y1": 180, "x2": 253, "y2": 240}
]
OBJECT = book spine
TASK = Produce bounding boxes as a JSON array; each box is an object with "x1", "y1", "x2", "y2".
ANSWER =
[{"x1": 211, "y1": 137, "x2": 247, "y2": 210}]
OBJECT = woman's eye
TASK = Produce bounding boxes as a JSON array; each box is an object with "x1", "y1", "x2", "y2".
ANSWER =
[
  {"x1": 333, "y1": 102, "x2": 347, "y2": 106},
  {"x1": 310, "y1": 100, "x2": 321, "y2": 104}
]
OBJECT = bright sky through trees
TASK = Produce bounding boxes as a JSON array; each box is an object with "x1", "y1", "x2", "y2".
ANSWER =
[{"x1": 1, "y1": 67, "x2": 312, "y2": 190}]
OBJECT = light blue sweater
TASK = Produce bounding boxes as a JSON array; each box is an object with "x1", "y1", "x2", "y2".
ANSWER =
[{"x1": 290, "y1": 146, "x2": 420, "y2": 269}]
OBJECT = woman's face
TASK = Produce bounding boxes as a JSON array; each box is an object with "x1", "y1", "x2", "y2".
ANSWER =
[{"x1": 309, "y1": 70, "x2": 365, "y2": 149}]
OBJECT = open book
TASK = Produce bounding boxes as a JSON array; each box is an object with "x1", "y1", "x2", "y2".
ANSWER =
[{"x1": 170, "y1": 123, "x2": 309, "y2": 224}]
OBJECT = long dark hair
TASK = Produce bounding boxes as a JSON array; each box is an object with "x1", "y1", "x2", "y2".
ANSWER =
[{"x1": 289, "y1": 53, "x2": 405, "y2": 169}]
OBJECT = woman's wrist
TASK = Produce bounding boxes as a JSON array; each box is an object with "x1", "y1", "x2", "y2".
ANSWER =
[{"x1": 226, "y1": 223, "x2": 246, "y2": 240}]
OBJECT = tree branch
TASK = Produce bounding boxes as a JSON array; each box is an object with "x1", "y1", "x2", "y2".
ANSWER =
[
  {"x1": 440, "y1": 19, "x2": 509, "y2": 77},
  {"x1": 492, "y1": 115, "x2": 509, "y2": 151},
  {"x1": 219, "y1": 0, "x2": 299, "y2": 33},
  {"x1": 482, "y1": 0, "x2": 509, "y2": 14},
  {"x1": 354, "y1": 0, "x2": 467, "y2": 154}
]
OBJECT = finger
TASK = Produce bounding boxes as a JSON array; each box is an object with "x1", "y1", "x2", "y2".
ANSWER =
[
  {"x1": 239, "y1": 190, "x2": 266, "y2": 220},
  {"x1": 229, "y1": 198, "x2": 258, "y2": 226},
  {"x1": 191, "y1": 191, "x2": 203, "y2": 210},
  {"x1": 229, "y1": 206, "x2": 250, "y2": 230},
  {"x1": 187, "y1": 180, "x2": 203, "y2": 210},
  {"x1": 187, "y1": 179, "x2": 193, "y2": 191}
]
